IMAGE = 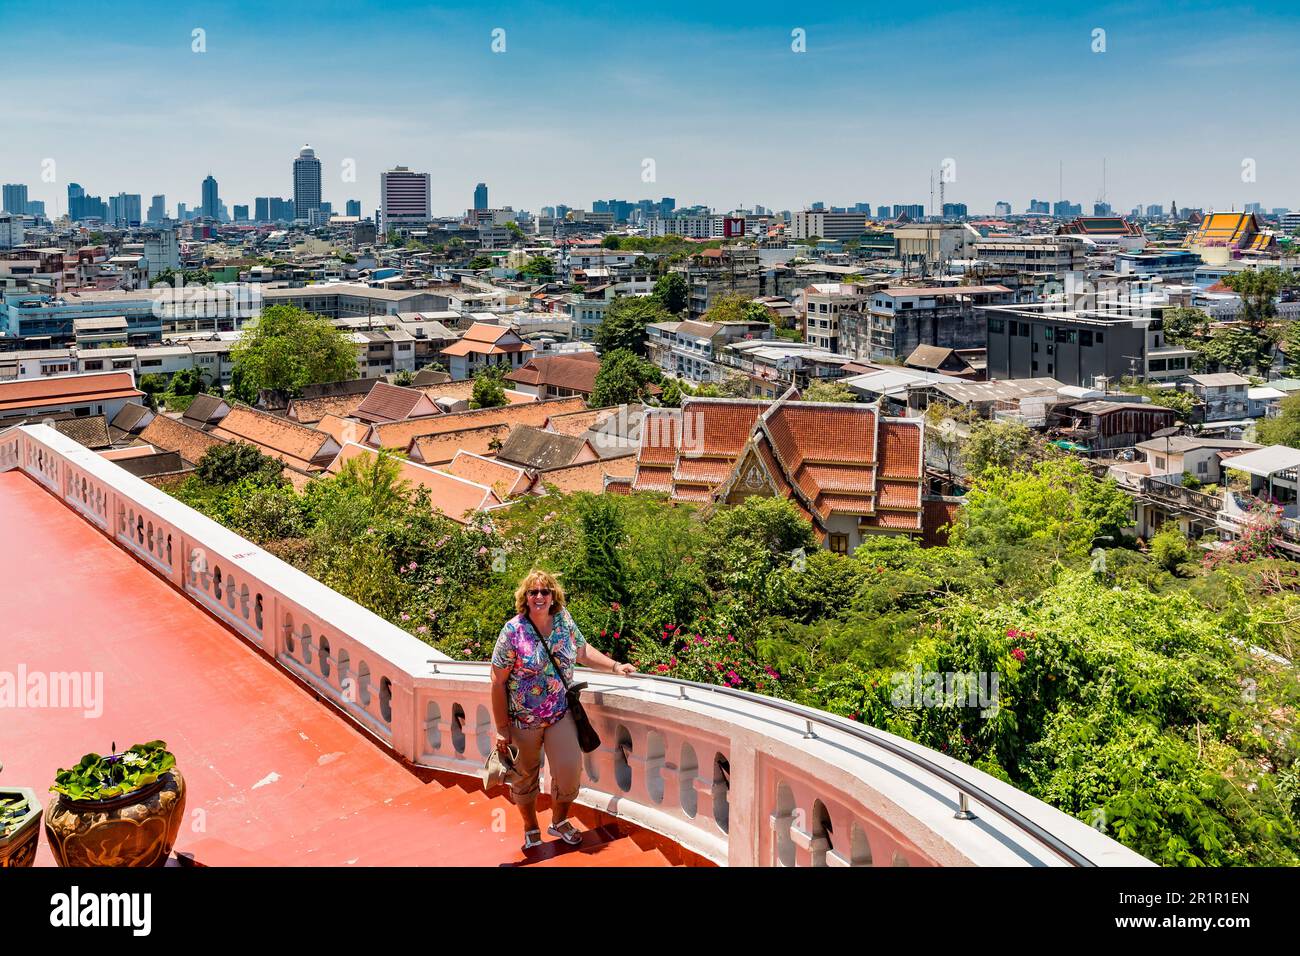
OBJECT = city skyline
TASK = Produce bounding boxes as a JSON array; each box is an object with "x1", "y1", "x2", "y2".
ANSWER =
[{"x1": 3, "y1": 1, "x2": 1299, "y2": 217}]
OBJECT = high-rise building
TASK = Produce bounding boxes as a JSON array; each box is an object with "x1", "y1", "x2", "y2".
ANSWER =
[
  {"x1": 233, "y1": 205, "x2": 249, "y2": 221},
  {"x1": 1027, "y1": 199, "x2": 1050, "y2": 215},
  {"x1": 0, "y1": 212, "x2": 24, "y2": 249},
  {"x1": 2, "y1": 184, "x2": 29, "y2": 215},
  {"x1": 942, "y1": 203, "x2": 968, "y2": 218},
  {"x1": 876, "y1": 205, "x2": 891, "y2": 219},
  {"x1": 382, "y1": 166, "x2": 432, "y2": 231},
  {"x1": 68, "y1": 183, "x2": 84, "y2": 203},
  {"x1": 994, "y1": 201, "x2": 1012, "y2": 217},
  {"x1": 270, "y1": 197, "x2": 296, "y2": 222},
  {"x1": 108, "y1": 193, "x2": 142, "y2": 227},
  {"x1": 201, "y1": 175, "x2": 219, "y2": 220},
  {"x1": 346, "y1": 199, "x2": 361, "y2": 218},
  {"x1": 25, "y1": 200, "x2": 44, "y2": 218},
  {"x1": 1145, "y1": 204, "x2": 1165, "y2": 218},
  {"x1": 1093, "y1": 202, "x2": 1113, "y2": 216},
  {"x1": 143, "y1": 228, "x2": 180, "y2": 277},
  {"x1": 294, "y1": 145, "x2": 322, "y2": 221},
  {"x1": 255, "y1": 197, "x2": 270, "y2": 222},
  {"x1": 892, "y1": 204, "x2": 925, "y2": 220},
  {"x1": 177, "y1": 203, "x2": 188, "y2": 221},
  {"x1": 474, "y1": 182, "x2": 488, "y2": 211},
  {"x1": 148, "y1": 195, "x2": 167, "y2": 223}
]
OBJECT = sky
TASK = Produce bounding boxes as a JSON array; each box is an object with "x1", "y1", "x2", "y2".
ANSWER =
[{"x1": 2, "y1": 0, "x2": 1298, "y2": 219}]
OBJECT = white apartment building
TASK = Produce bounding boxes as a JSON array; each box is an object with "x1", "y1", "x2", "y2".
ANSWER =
[
  {"x1": 0, "y1": 212, "x2": 23, "y2": 249},
  {"x1": 800, "y1": 282, "x2": 868, "y2": 352},
  {"x1": 790, "y1": 210, "x2": 869, "y2": 241},
  {"x1": 973, "y1": 236, "x2": 1087, "y2": 275}
]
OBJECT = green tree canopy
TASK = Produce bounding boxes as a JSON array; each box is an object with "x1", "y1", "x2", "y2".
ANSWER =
[
  {"x1": 802, "y1": 380, "x2": 857, "y2": 403},
  {"x1": 520, "y1": 255, "x2": 554, "y2": 279},
  {"x1": 651, "y1": 272, "x2": 689, "y2": 316},
  {"x1": 470, "y1": 364, "x2": 508, "y2": 409},
  {"x1": 230, "y1": 304, "x2": 356, "y2": 396},
  {"x1": 589, "y1": 349, "x2": 661, "y2": 408},
  {"x1": 1256, "y1": 393, "x2": 1300, "y2": 448},
  {"x1": 196, "y1": 442, "x2": 285, "y2": 488},
  {"x1": 595, "y1": 295, "x2": 670, "y2": 357}
]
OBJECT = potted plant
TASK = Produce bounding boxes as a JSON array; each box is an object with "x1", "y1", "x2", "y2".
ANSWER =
[
  {"x1": 44, "y1": 740, "x2": 186, "y2": 868},
  {"x1": 0, "y1": 766, "x2": 43, "y2": 868}
]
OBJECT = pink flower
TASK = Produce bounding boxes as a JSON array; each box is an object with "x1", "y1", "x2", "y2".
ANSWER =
[
  {"x1": 409, "y1": 561, "x2": 419, "y2": 570},
  {"x1": 669, "y1": 657, "x2": 678, "y2": 667},
  {"x1": 477, "y1": 546, "x2": 488, "y2": 555},
  {"x1": 726, "y1": 670, "x2": 740, "y2": 683},
  {"x1": 613, "y1": 631, "x2": 620, "y2": 640},
  {"x1": 1011, "y1": 647, "x2": 1026, "y2": 662},
  {"x1": 1006, "y1": 628, "x2": 1018, "y2": 638},
  {"x1": 611, "y1": 601, "x2": 621, "y2": 611},
  {"x1": 655, "y1": 664, "x2": 669, "y2": 674},
  {"x1": 416, "y1": 625, "x2": 428, "y2": 634},
  {"x1": 400, "y1": 613, "x2": 410, "y2": 621},
  {"x1": 434, "y1": 576, "x2": 443, "y2": 585}
]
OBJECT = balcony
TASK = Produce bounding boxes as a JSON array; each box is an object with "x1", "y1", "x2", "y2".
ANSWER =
[{"x1": 0, "y1": 424, "x2": 1148, "y2": 867}]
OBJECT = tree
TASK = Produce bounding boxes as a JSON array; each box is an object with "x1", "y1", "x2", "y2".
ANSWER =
[
  {"x1": 506, "y1": 221, "x2": 524, "y2": 241},
  {"x1": 1255, "y1": 393, "x2": 1300, "y2": 447},
  {"x1": 703, "y1": 293, "x2": 756, "y2": 325},
  {"x1": 468, "y1": 255, "x2": 493, "y2": 270},
  {"x1": 595, "y1": 296, "x2": 670, "y2": 357},
  {"x1": 196, "y1": 442, "x2": 285, "y2": 488},
  {"x1": 963, "y1": 419, "x2": 1036, "y2": 477},
  {"x1": 230, "y1": 304, "x2": 357, "y2": 396},
  {"x1": 1201, "y1": 325, "x2": 1268, "y2": 373},
  {"x1": 470, "y1": 364, "x2": 508, "y2": 409},
  {"x1": 392, "y1": 369, "x2": 415, "y2": 386},
  {"x1": 520, "y1": 255, "x2": 554, "y2": 279},
  {"x1": 569, "y1": 495, "x2": 631, "y2": 608},
  {"x1": 589, "y1": 349, "x2": 661, "y2": 408},
  {"x1": 1124, "y1": 380, "x2": 1196, "y2": 418},
  {"x1": 659, "y1": 378, "x2": 684, "y2": 408},
  {"x1": 336, "y1": 448, "x2": 410, "y2": 520},
  {"x1": 651, "y1": 272, "x2": 689, "y2": 316},
  {"x1": 1218, "y1": 267, "x2": 1299, "y2": 372},
  {"x1": 1161, "y1": 306, "x2": 1209, "y2": 345},
  {"x1": 601, "y1": 234, "x2": 621, "y2": 250},
  {"x1": 802, "y1": 380, "x2": 857, "y2": 403}
]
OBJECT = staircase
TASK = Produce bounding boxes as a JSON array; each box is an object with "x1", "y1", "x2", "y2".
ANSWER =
[{"x1": 176, "y1": 778, "x2": 687, "y2": 867}]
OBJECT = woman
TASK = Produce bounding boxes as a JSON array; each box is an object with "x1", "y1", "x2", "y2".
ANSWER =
[{"x1": 491, "y1": 569, "x2": 635, "y2": 851}]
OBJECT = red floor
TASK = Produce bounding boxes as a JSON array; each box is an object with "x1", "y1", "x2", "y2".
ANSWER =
[{"x1": 0, "y1": 471, "x2": 674, "y2": 867}]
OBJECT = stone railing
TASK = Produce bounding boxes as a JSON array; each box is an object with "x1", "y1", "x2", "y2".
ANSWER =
[{"x1": 0, "y1": 424, "x2": 1150, "y2": 868}]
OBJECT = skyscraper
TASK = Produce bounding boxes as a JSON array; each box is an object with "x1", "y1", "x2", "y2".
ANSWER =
[
  {"x1": 293, "y1": 145, "x2": 322, "y2": 221},
  {"x1": 201, "y1": 175, "x2": 219, "y2": 220},
  {"x1": 108, "y1": 193, "x2": 142, "y2": 227},
  {"x1": 255, "y1": 197, "x2": 270, "y2": 222},
  {"x1": 346, "y1": 199, "x2": 361, "y2": 217},
  {"x1": 382, "y1": 166, "x2": 432, "y2": 231},
  {"x1": 474, "y1": 182, "x2": 488, "y2": 211},
  {"x1": 2, "y1": 184, "x2": 29, "y2": 215},
  {"x1": 148, "y1": 195, "x2": 167, "y2": 223},
  {"x1": 233, "y1": 205, "x2": 249, "y2": 221}
]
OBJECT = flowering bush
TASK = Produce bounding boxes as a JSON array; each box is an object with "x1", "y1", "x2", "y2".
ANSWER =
[{"x1": 632, "y1": 623, "x2": 785, "y2": 696}]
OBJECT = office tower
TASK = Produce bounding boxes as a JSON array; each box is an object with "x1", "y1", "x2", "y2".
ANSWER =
[
  {"x1": 381, "y1": 166, "x2": 432, "y2": 231},
  {"x1": 177, "y1": 203, "x2": 188, "y2": 220},
  {"x1": 346, "y1": 199, "x2": 361, "y2": 217},
  {"x1": 68, "y1": 182, "x2": 84, "y2": 203},
  {"x1": 893, "y1": 204, "x2": 924, "y2": 219},
  {"x1": 474, "y1": 182, "x2": 488, "y2": 210},
  {"x1": 201, "y1": 175, "x2": 219, "y2": 219},
  {"x1": 25, "y1": 200, "x2": 44, "y2": 217},
  {"x1": 293, "y1": 145, "x2": 322, "y2": 221},
  {"x1": 942, "y1": 203, "x2": 968, "y2": 218},
  {"x1": 1146, "y1": 204, "x2": 1165, "y2": 217},
  {"x1": 233, "y1": 205, "x2": 249, "y2": 221},
  {"x1": 1093, "y1": 201, "x2": 1113, "y2": 216},
  {"x1": 148, "y1": 195, "x2": 167, "y2": 222},
  {"x1": 659, "y1": 197, "x2": 676, "y2": 218},
  {"x1": 994, "y1": 201, "x2": 1012, "y2": 216},
  {"x1": 255, "y1": 197, "x2": 270, "y2": 222},
  {"x1": 270, "y1": 197, "x2": 295, "y2": 222},
  {"x1": 1027, "y1": 199, "x2": 1050, "y2": 214},
  {"x1": 107, "y1": 193, "x2": 142, "y2": 227},
  {"x1": 2, "y1": 184, "x2": 29, "y2": 214},
  {"x1": 320, "y1": 202, "x2": 332, "y2": 218},
  {"x1": 876, "y1": 205, "x2": 890, "y2": 218}
]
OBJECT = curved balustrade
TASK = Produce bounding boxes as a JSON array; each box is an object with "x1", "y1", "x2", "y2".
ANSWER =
[{"x1": 2, "y1": 424, "x2": 1151, "y2": 868}]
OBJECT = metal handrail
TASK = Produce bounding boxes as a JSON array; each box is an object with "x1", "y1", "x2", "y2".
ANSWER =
[{"x1": 435, "y1": 659, "x2": 1096, "y2": 866}]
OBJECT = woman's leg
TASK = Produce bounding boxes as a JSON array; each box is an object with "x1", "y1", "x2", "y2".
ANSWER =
[
  {"x1": 542, "y1": 711, "x2": 583, "y2": 825},
  {"x1": 509, "y1": 724, "x2": 545, "y2": 833}
]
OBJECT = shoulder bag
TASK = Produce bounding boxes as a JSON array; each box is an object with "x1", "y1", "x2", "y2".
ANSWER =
[{"x1": 529, "y1": 615, "x2": 602, "y2": 753}]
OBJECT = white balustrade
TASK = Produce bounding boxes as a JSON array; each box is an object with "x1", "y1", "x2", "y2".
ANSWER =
[{"x1": 0, "y1": 423, "x2": 1152, "y2": 868}]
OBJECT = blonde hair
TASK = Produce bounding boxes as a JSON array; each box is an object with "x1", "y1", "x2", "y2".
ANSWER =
[{"x1": 514, "y1": 569, "x2": 565, "y2": 617}]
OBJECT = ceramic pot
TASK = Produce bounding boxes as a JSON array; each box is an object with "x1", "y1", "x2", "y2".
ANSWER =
[{"x1": 44, "y1": 769, "x2": 186, "y2": 867}]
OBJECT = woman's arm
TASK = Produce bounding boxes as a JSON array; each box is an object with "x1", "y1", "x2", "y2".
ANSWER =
[
  {"x1": 579, "y1": 642, "x2": 636, "y2": 676},
  {"x1": 490, "y1": 665, "x2": 513, "y2": 756}
]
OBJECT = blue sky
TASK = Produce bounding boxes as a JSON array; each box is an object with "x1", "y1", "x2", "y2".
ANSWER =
[{"x1": 2, "y1": 0, "x2": 1297, "y2": 217}]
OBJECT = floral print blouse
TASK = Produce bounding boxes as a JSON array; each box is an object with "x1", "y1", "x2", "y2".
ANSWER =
[{"x1": 492, "y1": 610, "x2": 586, "y2": 729}]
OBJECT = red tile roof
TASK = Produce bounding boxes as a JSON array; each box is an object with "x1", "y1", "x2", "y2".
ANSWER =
[
  {"x1": 212, "y1": 405, "x2": 340, "y2": 472},
  {"x1": 629, "y1": 396, "x2": 925, "y2": 541},
  {"x1": 352, "y1": 382, "x2": 441, "y2": 424},
  {"x1": 328, "y1": 443, "x2": 500, "y2": 523},
  {"x1": 0, "y1": 371, "x2": 143, "y2": 413},
  {"x1": 369, "y1": 396, "x2": 586, "y2": 450},
  {"x1": 505, "y1": 352, "x2": 601, "y2": 395}
]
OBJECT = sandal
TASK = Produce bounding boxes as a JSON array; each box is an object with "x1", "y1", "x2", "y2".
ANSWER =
[
  {"x1": 522, "y1": 829, "x2": 543, "y2": 852},
  {"x1": 547, "y1": 819, "x2": 583, "y2": 845}
]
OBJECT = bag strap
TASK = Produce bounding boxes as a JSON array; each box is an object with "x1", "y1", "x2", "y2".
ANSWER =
[{"x1": 521, "y1": 613, "x2": 572, "y2": 692}]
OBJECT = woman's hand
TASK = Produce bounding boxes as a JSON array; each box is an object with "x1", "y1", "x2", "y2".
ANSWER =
[
  {"x1": 613, "y1": 662, "x2": 636, "y2": 677},
  {"x1": 495, "y1": 730, "x2": 512, "y2": 758}
]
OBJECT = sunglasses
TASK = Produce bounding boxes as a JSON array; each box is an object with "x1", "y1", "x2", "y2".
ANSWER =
[{"x1": 527, "y1": 588, "x2": 552, "y2": 597}]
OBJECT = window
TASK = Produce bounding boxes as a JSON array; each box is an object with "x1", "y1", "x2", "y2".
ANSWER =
[
  {"x1": 1155, "y1": 456, "x2": 1166, "y2": 470},
  {"x1": 1018, "y1": 322, "x2": 1029, "y2": 337},
  {"x1": 988, "y1": 318, "x2": 1005, "y2": 334},
  {"x1": 829, "y1": 534, "x2": 849, "y2": 554},
  {"x1": 1096, "y1": 332, "x2": 1104, "y2": 343},
  {"x1": 1080, "y1": 330, "x2": 1093, "y2": 348},
  {"x1": 83, "y1": 360, "x2": 103, "y2": 371},
  {"x1": 1032, "y1": 360, "x2": 1039, "y2": 372},
  {"x1": 1197, "y1": 460, "x2": 1208, "y2": 474},
  {"x1": 1047, "y1": 364, "x2": 1053, "y2": 374},
  {"x1": 1032, "y1": 342, "x2": 1039, "y2": 353},
  {"x1": 1044, "y1": 327, "x2": 1054, "y2": 341}
]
